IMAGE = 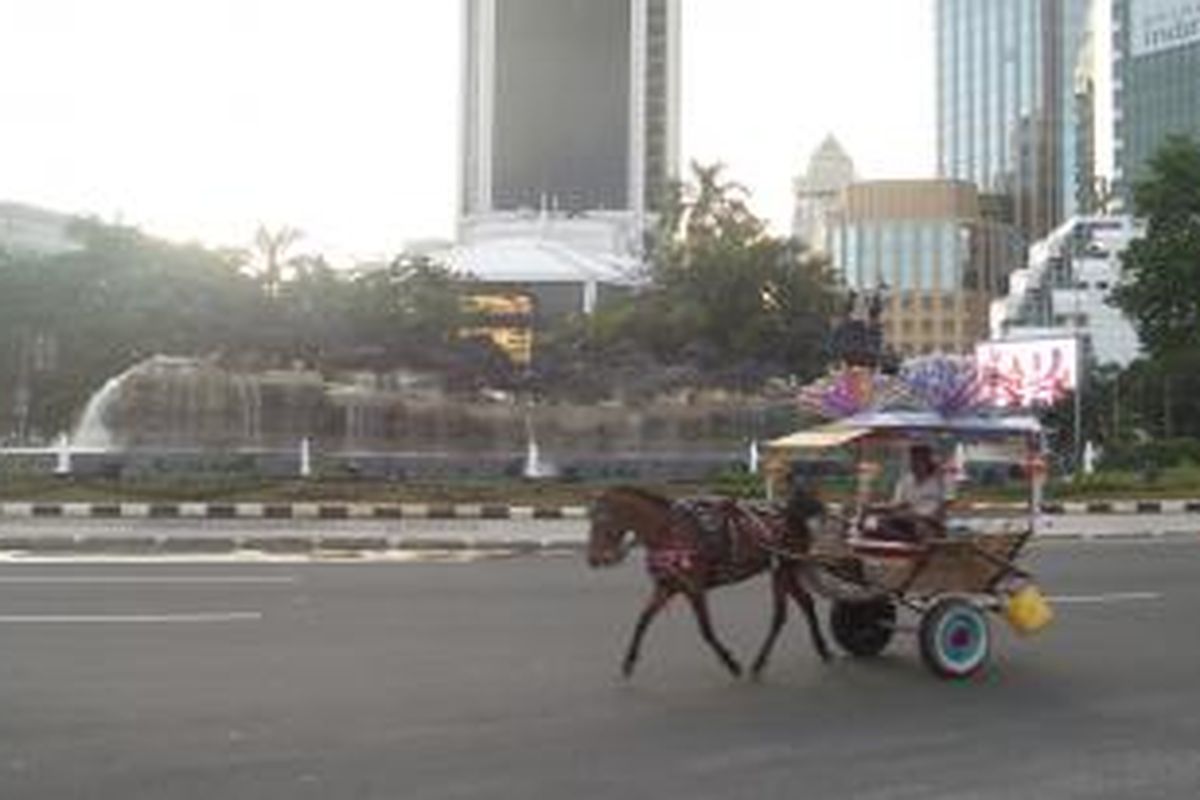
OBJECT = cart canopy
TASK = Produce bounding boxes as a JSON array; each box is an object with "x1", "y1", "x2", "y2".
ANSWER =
[{"x1": 767, "y1": 411, "x2": 1041, "y2": 453}]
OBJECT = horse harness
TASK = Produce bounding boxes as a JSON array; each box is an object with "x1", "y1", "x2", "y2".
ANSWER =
[{"x1": 645, "y1": 498, "x2": 796, "y2": 585}]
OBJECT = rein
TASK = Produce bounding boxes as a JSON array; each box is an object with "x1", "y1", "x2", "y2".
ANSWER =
[{"x1": 728, "y1": 503, "x2": 850, "y2": 570}]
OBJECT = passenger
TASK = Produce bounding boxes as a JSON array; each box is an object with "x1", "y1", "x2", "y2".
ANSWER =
[{"x1": 878, "y1": 444, "x2": 946, "y2": 542}]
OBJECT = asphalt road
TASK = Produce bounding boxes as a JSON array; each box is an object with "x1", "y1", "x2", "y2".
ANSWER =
[{"x1": 0, "y1": 540, "x2": 1198, "y2": 799}]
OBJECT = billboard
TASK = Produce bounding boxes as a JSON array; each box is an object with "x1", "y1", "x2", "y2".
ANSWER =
[
  {"x1": 1131, "y1": 0, "x2": 1200, "y2": 57},
  {"x1": 975, "y1": 338, "x2": 1079, "y2": 408}
]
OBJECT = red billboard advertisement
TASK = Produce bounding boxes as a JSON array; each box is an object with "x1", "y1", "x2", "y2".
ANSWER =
[{"x1": 975, "y1": 338, "x2": 1079, "y2": 408}]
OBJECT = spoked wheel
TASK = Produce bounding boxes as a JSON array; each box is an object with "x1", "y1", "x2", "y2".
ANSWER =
[
  {"x1": 830, "y1": 598, "x2": 897, "y2": 658},
  {"x1": 919, "y1": 598, "x2": 991, "y2": 679}
]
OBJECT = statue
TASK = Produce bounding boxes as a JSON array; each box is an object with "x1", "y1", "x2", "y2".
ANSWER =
[{"x1": 828, "y1": 288, "x2": 893, "y2": 371}]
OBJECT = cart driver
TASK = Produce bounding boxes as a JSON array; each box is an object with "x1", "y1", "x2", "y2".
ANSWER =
[{"x1": 879, "y1": 444, "x2": 946, "y2": 542}]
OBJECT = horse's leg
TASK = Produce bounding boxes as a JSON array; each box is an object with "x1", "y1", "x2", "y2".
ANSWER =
[
  {"x1": 622, "y1": 583, "x2": 674, "y2": 678},
  {"x1": 685, "y1": 589, "x2": 743, "y2": 678},
  {"x1": 784, "y1": 566, "x2": 832, "y2": 662},
  {"x1": 750, "y1": 567, "x2": 789, "y2": 680}
]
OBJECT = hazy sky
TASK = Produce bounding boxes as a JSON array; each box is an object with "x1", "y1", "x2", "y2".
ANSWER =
[{"x1": 0, "y1": 1, "x2": 934, "y2": 260}]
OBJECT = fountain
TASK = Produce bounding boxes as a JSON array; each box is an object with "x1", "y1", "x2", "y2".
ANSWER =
[
  {"x1": 299, "y1": 437, "x2": 313, "y2": 479},
  {"x1": 73, "y1": 367, "x2": 135, "y2": 449},
  {"x1": 69, "y1": 355, "x2": 322, "y2": 451},
  {"x1": 521, "y1": 410, "x2": 558, "y2": 479},
  {"x1": 32, "y1": 356, "x2": 791, "y2": 482},
  {"x1": 53, "y1": 432, "x2": 73, "y2": 476}
]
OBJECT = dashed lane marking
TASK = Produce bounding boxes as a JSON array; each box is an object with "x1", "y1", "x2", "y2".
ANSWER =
[
  {"x1": 0, "y1": 576, "x2": 298, "y2": 585},
  {"x1": 0, "y1": 550, "x2": 522, "y2": 565},
  {"x1": 1047, "y1": 591, "x2": 1163, "y2": 605},
  {"x1": 0, "y1": 612, "x2": 263, "y2": 624}
]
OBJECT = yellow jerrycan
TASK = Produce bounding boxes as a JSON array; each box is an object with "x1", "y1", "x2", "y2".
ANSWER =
[{"x1": 1004, "y1": 583, "x2": 1054, "y2": 636}]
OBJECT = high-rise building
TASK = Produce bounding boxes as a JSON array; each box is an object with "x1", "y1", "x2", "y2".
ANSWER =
[
  {"x1": 936, "y1": 0, "x2": 1097, "y2": 240},
  {"x1": 791, "y1": 135, "x2": 856, "y2": 253},
  {"x1": 989, "y1": 215, "x2": 1142, "y2": 366},
  {"x1": 459, "y1": 0, "x2": 681, "y2": 255},
  {"x1": 827, "y1": 180, "x2": 1023, "y2": 356},
  {"x1": 1112, "y1": 0, "x2": 1200, "y2": 201},
  {"x1": 0, "y1": 201, "x2": 79, "y2": 257}
]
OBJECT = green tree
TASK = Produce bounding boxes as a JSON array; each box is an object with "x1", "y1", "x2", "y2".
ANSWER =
[
  {"x1": 253, "y1": 224, "x2": 303, "y2": 299},
  {"x1": 0, "y1": 219, "x2": 260, "y2": 440},
  {"x1": 616, "y1": 161, "x2": 840, "y2": 387},
  {"x1": 1112, "y1": 135, "x2": 1200, "y2": 359}
]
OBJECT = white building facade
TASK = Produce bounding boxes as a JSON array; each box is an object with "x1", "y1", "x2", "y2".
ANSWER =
[
  {"x1": 0, "y1": 201, "x2": 79, "y2": 257},
  {"x1": 791, "y1": 135, "x2": 856, "y2": 253},
  {"x1": 990, "y1": 215, "x2": 1143, "y2": 366}
]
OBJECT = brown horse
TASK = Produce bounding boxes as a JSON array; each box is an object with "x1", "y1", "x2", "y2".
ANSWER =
[{"x1": 587, "y1": 486, "x2": 831, "y2": 679}]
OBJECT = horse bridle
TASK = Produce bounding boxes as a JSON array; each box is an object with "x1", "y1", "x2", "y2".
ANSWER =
[{"x1": 588, "y1": 499, "x2": 635, "y2": 564}]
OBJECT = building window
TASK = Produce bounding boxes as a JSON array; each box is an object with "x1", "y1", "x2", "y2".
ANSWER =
[
  {"x1": 880, "y1": 223, "x2": 897, "y2": 288},
  {"x1": 937, "y1": 223, "x2": 956, "y2": 291},
  {"x1": 861, "y1": 224, "x2": 878, "y2": 288},
  {"x1": 845, "y1": 226, "x2": 860, "y2": 289},
  {"x1": 898, "y1": 223, "x2": 916, "y2": 290}
]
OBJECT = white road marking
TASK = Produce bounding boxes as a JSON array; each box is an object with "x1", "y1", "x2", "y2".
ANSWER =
[
  {"x1": 0, "y1": 551, "x2": 518, "y2": 565},
  {"x1": 0, "y1": 612, "x2": 263, "y2": 624},
  {"x1": 0, "y1": 576, "x2": 297, "y2": 585},
  {"x1": 1048, "y1": 592, "x2": 1163, "y2": 605}
]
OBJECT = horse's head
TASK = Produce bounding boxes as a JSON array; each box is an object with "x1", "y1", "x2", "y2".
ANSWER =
[
  {"x1": 588, "y1": 487, "x2": 671, "y2": 568},
  {"x1": 587, "y1": 492, "x2": 633, "y2": 568}
]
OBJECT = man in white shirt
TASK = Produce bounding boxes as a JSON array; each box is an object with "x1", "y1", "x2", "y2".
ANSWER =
[{"x1": 880, "y1": 444, "x2": 945, "y2": 541}]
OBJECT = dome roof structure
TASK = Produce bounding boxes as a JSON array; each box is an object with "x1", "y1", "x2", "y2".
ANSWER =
[{"x1": 443, "y1": 236, "x2": 644, "y2": 287}]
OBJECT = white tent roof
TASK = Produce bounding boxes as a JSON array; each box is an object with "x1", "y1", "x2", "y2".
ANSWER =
[{"x1": 442, "y1": 237, "x2": 644, "y2": 287}]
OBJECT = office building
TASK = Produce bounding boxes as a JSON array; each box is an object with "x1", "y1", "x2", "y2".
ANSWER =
[
  {"x1": 936, "y1": 0, "x2": 1097, "y2": 239},
  {"x1": 791, "y1": 135, "x2": 856, "y2": 253},
  {"x1": 989, "y1": 215, "x2": 1142, "y2": 365},
  {"x1": 459, "y1": 0, "x2": 681, "y2": 256},
  {"x1": 827, "y1": 180, "x2": 1023, "y2": 356},
  {"x1": 0, "y1": 201, "x2": 79, "y2": 257},
  {"x1": 1112, "y1": 0, "x2": 1200, "y2": 200}
]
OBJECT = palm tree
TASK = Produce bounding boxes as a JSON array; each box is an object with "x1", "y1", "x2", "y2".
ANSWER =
[{"x1": 253, "y1": 225, "x2": 302, "y2": 298}]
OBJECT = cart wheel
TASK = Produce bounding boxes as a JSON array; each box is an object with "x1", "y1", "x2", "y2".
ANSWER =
[
  {"x1": 830, "y1": 599, "x2": 896, "y2": 657},
  {"x1": 919, "y1": 598, "x2": 990, "y2": 679}
]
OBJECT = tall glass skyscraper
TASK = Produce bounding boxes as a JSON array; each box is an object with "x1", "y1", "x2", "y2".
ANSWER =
[
  {"x1": 936, "y1": 0, "x2": 1095, "y2": 239},
  {"x1": 460, "y1": 0, "x2": 681, "y2": 227},
  {"x1": 1113, "y1": 0, "x2": 1200, "y2": 199}
]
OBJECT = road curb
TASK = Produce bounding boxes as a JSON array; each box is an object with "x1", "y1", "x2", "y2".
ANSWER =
[
  {"x1": 0, "y1": 501, "x2": 595, "y2": 520},
  {"x1": 4, "y1": 499, "x2": 1200, "y2": 520}
]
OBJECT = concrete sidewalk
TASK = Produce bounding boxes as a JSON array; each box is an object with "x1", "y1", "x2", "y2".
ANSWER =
[
  {"x1": 3, "y1": 498, "x2": 1200, "y2": 520},
  {"x1": 2, "y1": 504, "x2": 1199, "y2": 557}
]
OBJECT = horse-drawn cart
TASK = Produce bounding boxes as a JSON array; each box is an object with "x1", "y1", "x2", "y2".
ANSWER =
[
  {"x1": 764, "y1": 410, "x2": 1054, "y2": 679},
  {"x1": 587, "y1": 359, "x2": 1054, "y2": 682}
]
